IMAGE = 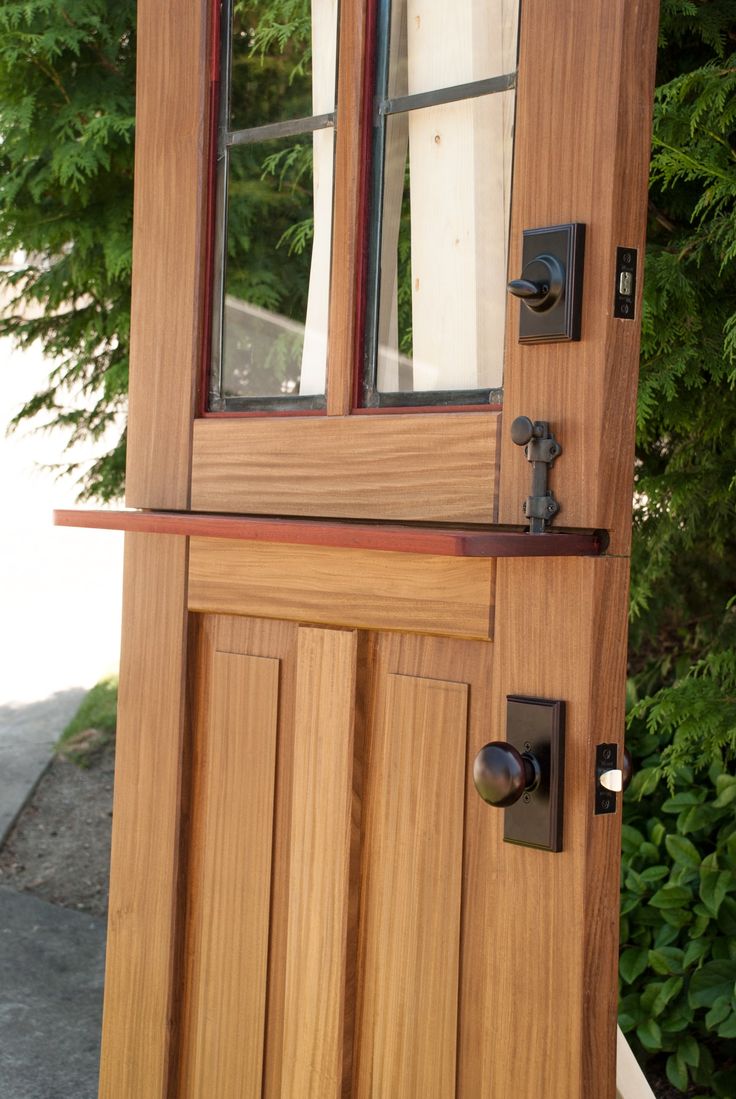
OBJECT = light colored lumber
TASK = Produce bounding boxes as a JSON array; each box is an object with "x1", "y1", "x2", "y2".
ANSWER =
[
  {"x1": 617, "y1": 1026, "x2": 656, "y2": 1099},
  {"x1": 177, "y1": 650, "x2": 280, "y2": 1098},
  {"x1": 188, "y1": 537, "x2": 495, "y2": 639},
  {"x1": 191, "y1": 411, "x2": 499, "y2": 522},
  {"x1": 280, "y1": 627, "x2": 359, "y2": 1098},
  {"x1": 98, "y1": 533, "x2": 190, "y2": 1099},
  {"x1": 355, "y1": 670, "x2": 469, "y2": 1096},
  {"x1": 498, "y1": 0, "x2": 660, "y2": 550},
  {"x1": 299, "y1": 0, "x2": 339, "y2": 395},
  {"x1": 125, "y1": 0, "x2": 209, "y2": 508}
]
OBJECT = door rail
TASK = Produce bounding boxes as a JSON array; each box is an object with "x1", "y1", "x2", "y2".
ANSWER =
[{"x1": 54, "y1": 509, "x2": 606, "y2": 558}]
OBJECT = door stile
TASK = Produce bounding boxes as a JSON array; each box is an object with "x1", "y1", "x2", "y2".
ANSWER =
[
  {"x1": 498, "y1": 0, "x2": 659, "y2": 547},
  {"x1": 457, "y1": 556, "x2": 630, "y2": 1099},
  {"x1": 98, "y1": 533, "x2": 192, "y2": 1099},
  {"x1": 125, "y1": 0, "x2": 212, "y2": 510}
]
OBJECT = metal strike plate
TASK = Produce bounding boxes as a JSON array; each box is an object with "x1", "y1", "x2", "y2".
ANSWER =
[
  {"x1": 514, "y1": 223, "x2": 585, "y2": 343},
  {"x1": 595, "y1": 743, "x2": 619, "y2": 814},
  {"x1": 613, "y1": 247, "x2": 637, "y2": 319},
  {"x1": 504, "y1": 696, "x2": 566, "y2": 851}
]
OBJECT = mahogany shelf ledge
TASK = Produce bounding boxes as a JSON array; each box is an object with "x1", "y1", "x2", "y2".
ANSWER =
[{"x1": 54, "y1": 509, "x2": 605, "y2": 558}]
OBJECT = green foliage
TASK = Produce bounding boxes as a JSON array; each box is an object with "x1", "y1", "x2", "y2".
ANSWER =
[
  {"x1": 620, "y1": 720, "x2": 736, "y2": 1095},
  {"x1": 56, "y1": 674, "x2": 118, "y2": 765},
  {"x1": 0, "y1": 0, "x2": 135, "y2": 500},
  {"x1": 621, "y1": 3, "x2": 736, "y2": 1093},
  {"x1": 629, "y1": 0, "x2": 736, "y2": 742}
]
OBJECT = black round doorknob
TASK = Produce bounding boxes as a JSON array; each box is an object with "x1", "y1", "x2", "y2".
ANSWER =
[
  {"x1": 507, "y1": 253, "x2": 565, "y2": 313},
  {"x1": 473, "y1": 742, "x2": 541, "y2": 808}
]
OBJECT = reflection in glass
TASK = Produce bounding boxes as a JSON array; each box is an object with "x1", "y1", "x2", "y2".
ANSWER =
[
  {"x1": 229, "y1": 0, "x2": 338, "y2": 131},
  {"x1": 219, "y1": 131, "x2": 334, "y2": 402},
  {"x1": 373, "y1": 0, "x2": 519, "y2": 399}
]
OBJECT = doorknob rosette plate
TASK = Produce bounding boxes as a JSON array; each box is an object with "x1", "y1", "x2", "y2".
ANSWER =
[{"x1": 473, "y1": 697, "x2": 565, "y2": 852}]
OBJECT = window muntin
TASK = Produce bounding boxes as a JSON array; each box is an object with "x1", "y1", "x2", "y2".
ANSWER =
[
  {"x1": 208, "y1": 0, "x2": 339, "y2": 411},
  {"x1": 363, "y1": 0, "x2": 519, "y2": 407}
]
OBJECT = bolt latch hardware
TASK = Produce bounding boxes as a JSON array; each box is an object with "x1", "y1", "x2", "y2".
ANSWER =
[
  {"x1": 595, "y1": 744, "x2": 633, "y2": 814},
  {"x1": 510, "y1": 415, "x2": 562, "y2": 533}
]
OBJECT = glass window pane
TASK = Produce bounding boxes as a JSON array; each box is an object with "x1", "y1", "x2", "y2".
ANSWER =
[
  {"x1": 215, "y1": 130, "x2": 334, "y2": 403},
  {"x1": 386, "y1": 0, "x2": 519, "y2": 99},
  {"x1": 229, "y1": 0, "x2": 339, "y2": 131},
  {"x1": 375, "y1": 90, "x2": 515, "y2": 396}
]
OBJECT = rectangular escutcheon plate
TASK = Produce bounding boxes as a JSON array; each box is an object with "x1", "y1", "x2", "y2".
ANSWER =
[{"x1": 504, "y1": 696, "x2": 566, "y2": 852}]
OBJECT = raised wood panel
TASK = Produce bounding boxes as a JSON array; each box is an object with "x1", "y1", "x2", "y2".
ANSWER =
[
  {"x1": 280, "y1": 627, "x2": 359, "y2": 1099},
  {"x1": 188, "y1": 538, "x2": 495, "y2": 639},
  {"x1": 355, "y1": 669, "x2": 469, "y2": 1097},
  {"x1": 178, "y1": 650, "x2": 280, "y2": 1099},
  {"x1": 209, "y1": 616, "x2": 299, "y2": 1099},
  {"x1": 191, "y1": 412, "x2": 499, "y2": 522},
  {"x1": 125, "y1": 0, "x2": 210, "y2": 509},
  {"x1": 499, "y1": 0, "x2": 659, "y2": 550},
  {"x1": 457, "y1": 557, "x2": 630, "y2": 1099},
  {"x1": 98, "y1": 534, "x2": 189, "y2": 1099}
]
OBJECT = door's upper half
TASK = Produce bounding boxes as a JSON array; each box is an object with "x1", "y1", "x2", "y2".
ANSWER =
[
  {"x1": 126, "y1": 0, "x2": 657, "y2": 551},
  {"x1": 209, "y1": 0, "x2": 518, "y2": 415}
]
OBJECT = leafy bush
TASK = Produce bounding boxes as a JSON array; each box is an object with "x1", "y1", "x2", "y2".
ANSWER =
[
  {"x1": 56, "y1": 675, "x2": 118, "y2": 765},
  {"x1": 620, "y1": 717, "x2": 736, "y2": 1097}
]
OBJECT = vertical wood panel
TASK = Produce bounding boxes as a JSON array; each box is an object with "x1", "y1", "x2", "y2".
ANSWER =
[
  {"x1": 178, "y1": 649, "x2": 280, "y2": 1099},
  {"x1": 355, "y1": 671, "x2": 469, "y2": 1098},
  {"x1": 211, "y1": 616, "x2": 300, "y2": 1099},
  {"x1": 327, "y1": 0, "x2": 369, "y2": 414},
  {"x1": 280, "y1": 627, "x2": 360, "y2": 1099},
  {"x1": 98, "y1": 533, "x2": 189, "y2": 1099},
  {"x1": 499, "y1": 0, "x2": 659, "y2": 549},
  {"x1": 458, "y1": 557, "x2": 630, "y2": 1099},
  {"x1": 125, "y1": 0, "x2": 210, "y2": 508}
]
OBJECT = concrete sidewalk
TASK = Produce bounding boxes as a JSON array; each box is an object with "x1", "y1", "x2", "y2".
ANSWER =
[
  {"x1": 0, "y1": 693, "x2": 106, "y2": 1098},
  {"x1": 0, "y1": 887, "x2": 105, "y2": 1099}
]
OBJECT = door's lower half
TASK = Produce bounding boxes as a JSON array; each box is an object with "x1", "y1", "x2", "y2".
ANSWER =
[{"x1": 98, "y1": 532, "x2": 628, "y2": 1099}]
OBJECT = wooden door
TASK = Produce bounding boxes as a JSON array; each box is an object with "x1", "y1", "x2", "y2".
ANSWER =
[{"x1": 85, "y1": 1, "x2": 661, "y2": 1097}]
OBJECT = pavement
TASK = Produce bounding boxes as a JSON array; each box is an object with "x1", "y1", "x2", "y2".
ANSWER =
[
  {"x1": 0, "y1": 313, "x2": 119, "y2": 1094},
  {"x1": 0, "y1": 693, "x2": 106, "y2": 1098}
]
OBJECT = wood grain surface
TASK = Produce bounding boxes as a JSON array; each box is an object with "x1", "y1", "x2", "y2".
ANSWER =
[
  {"x1": 326, "y1": 0, "x2": 370, "y2": 414},
  {"x1": 498, "y1": 0, "x2": 660, "y2": 550},
  {"x1": 177, "y1": 650, "x2": 280, "y2": 1098},
  {"x1": 188, "y1": 537, "x2": 496, "y2": 639},
  {"x1": 54, "y1": 507, "x2": 603, "y2": 558},
  {"x1": 355, "y1": 670, "x2": 469, "y2": 1097},
  {"x1": 125, "y1": 0, "x2": 210, "y2": 509},
  {"x1": 98, "y1": 534, "x2": 190, "y2": 1099},
  {"x1": 191, "y1": 412, "x2": 499, "y2": 522},
  {"x1": 280, "y1": 627, "x2": 359, "y2": 1099},
  {"x1": 208, "y1": 616, "x2": 300, "y2": 1099},
  {"x1": 457, "y1": 556, "x2": 630, "y2": 1098}
]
